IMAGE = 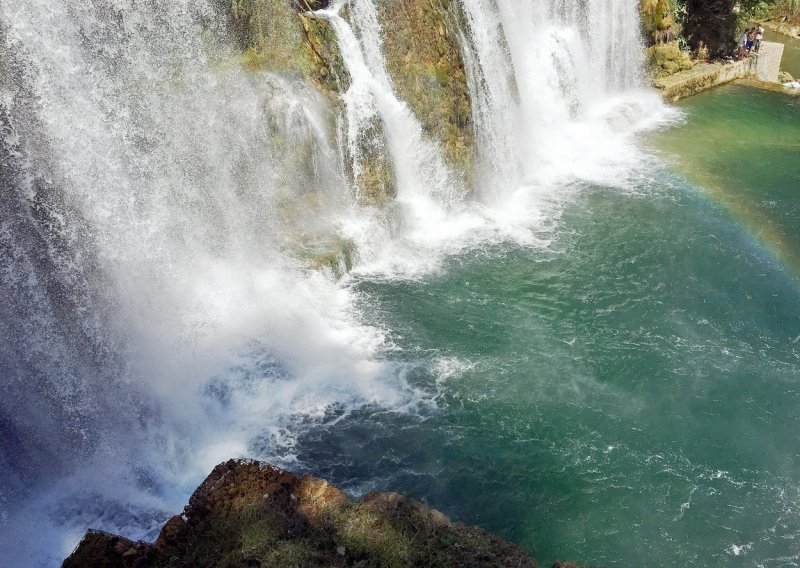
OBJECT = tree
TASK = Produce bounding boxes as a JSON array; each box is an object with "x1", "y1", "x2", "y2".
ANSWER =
[{"x1": 683, "y1": 0, "x2": 737, "y2": 56}]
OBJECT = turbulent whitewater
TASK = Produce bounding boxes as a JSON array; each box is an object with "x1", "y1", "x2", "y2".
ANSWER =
[{"x1": 0, "y1": 0, "x2": 676, "y2": 565}]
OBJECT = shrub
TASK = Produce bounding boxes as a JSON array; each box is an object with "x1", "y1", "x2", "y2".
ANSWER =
[{"x1": 646, "y1": 41, "x2": 695, "y2": 78}]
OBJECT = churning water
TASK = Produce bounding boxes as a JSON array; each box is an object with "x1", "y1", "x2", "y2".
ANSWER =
[{"x1": 2, "y1": 0, "x2": 798, "y2": 566}]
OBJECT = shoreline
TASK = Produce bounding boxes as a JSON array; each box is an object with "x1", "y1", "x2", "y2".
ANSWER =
[
  {"x1": 652, "y1": 41, "x2": 787, "y2": 101},
  {"x1": 736, "y1": 76, "x2": 800, "y2": 95},
  {"x1": 760, "y1": 18, "x2": 800, "y2": 39}
]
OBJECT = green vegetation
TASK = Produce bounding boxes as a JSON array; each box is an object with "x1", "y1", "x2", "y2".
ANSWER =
[
  {"x1": 739, "y1": 0, "x2": 800, "y2": 22},
  {"x1": 640, "y1": 1, "x2": 697, "y2": 81},
  {"x1": 641, "y1": 0, "x2": 680, "y2": 43},
  {"x1": 641, "y1": 0, "x2": 796, "y2": 77},
  {"x1": 772, "y1": 0, "x2": 800, "y2": 20},
  {"x1": 646, "y1": 41, "x2": 695, "y2": 78},
  {"x1": 658, "y1": 0, "x2": 798, "y2": 56}
]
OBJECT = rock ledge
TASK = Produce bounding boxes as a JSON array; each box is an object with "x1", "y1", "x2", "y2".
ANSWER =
[{"x1": 63, "y1": 458, "x2": 540, "y2": 567}]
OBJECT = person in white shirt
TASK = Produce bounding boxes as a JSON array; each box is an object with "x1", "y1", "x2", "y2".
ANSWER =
[
  {"x1": 738, "y1": 29, "x2": 749, "y2": 59},
  {"x1": 755, "y1": 25, "x2": 764, "y2": 52}
]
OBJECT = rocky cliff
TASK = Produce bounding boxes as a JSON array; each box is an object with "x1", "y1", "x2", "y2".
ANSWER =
[
  {"x1": 218, "y1": 0, "x2": 472, "y2": 204},
  {"x1": 63, "y1": 459, "x2": 539, "y2": 568},
  {"x1": 375, "y1": 0, "x2": 472, "y2": 178}
]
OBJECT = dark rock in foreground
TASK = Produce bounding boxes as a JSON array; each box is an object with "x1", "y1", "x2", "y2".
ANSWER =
[{"x1": 63, "y1": 458, "x2": 538, "y2": 567}]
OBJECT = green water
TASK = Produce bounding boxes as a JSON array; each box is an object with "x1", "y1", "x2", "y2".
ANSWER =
[
  {"x1": 297, "y1": 86, "x2": 800, "y2": 566},
  {"x1": 767, "y1": 29, "x2": 800, "y2": 78},
  {"x1": 653, "y1": 84, "x2": 800, "y2": 273}
]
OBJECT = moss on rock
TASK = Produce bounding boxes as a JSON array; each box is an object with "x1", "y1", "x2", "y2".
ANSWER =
[
  {"x1": 225, "y1": 0, "x2": 346, "y2": 94},
  {"x1": 218, "y1": 0, "x2": 476, "y2": 204},
  {"x1": 298, "y1": 235, "x2": 356, "y2": 278},
  {"x1": 376, "y1": 0, "x2": 473, "y2": 178},
  {"x1": 646, "y1": 41, "x2": 695, "y2": 78},
  {"x1": 64, "y1": 459, "x2": 539, "y2": 568}
]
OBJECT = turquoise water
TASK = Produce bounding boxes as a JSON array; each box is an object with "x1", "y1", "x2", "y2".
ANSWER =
[
  {"x1": 653, "y1": 84, "x2": 800, "y2": 272},
  {"x1": 766, "y1": 29, "x2": 800, "y2": 78},
  {"x1": 293, "y1": 86, "x2": 800, "y2": 566}
]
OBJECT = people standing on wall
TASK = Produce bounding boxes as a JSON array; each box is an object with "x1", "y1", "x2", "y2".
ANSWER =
[
  {"x1": 738, "y1": 28, "x2": 749, "y2": 58},
  {"x1": 755, "y1": 24, "x2": 764, "y2": 52},
  {"x1": 746, "y1": 28, "x2": 756, "y2": 53}
]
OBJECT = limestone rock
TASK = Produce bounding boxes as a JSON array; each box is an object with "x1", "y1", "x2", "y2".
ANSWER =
[
  {"x1": 375, "y1": 0, "x2": 474, "y2": 178},
  {"x1": 222, "y1": 0, "x2": 346, "y2": 93},
  {"x1": 218, "y1": 0, "x2": 473, "y2": 203},
  {"x1": 64, "y1": 459, "x2": 539, "y2": 568}
]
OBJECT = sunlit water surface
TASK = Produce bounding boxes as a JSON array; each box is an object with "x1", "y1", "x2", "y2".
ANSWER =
[
  {"x1": 766, "y1": 28, "x2": 800, "y2": 78},
  {"x1": 290, "y1": 85, "x2": 800, "y2": 567}
]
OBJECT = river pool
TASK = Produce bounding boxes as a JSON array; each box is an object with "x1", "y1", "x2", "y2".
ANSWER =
[{"x1": 289, "y1": 84, "x2": 800, "y2": 567}]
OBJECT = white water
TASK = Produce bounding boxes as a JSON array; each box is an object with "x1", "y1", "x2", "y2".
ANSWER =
[
  {"x1": 0, "y1": 0, "x2": 674, "y2": 564},
  {"x1": 0, "y1": 1, "x2": 423, "y2": 564},
  {"x1": 461, "y1": 0, "x2": 671, "y2": 198},
  {"x1": 313, "y1": 0, "x2": 461, "y2": 214},
  {"x1": 332, "y1": 0, "x2": 676, "y2": 276}
]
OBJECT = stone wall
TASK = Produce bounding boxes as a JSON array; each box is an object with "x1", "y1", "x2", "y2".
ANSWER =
[
  {"x1": 753, "y1": 41, "x2": 784, "y2": 82},
  {"x1": 653, "y1": 42, "x2": 785, "y2": 101}
]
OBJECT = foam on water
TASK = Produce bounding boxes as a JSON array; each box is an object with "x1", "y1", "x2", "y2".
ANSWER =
[{"x1": 321, "y1": 0, "x2": 678, "y2": 279}]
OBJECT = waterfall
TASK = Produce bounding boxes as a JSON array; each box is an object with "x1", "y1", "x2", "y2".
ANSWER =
[
  {"x1": 461, "y1": 0, "x2": 666, "y2": 199},
  {"x1": 312, "y1": 0, "x2": 460, "y2": 210},
  {"x1": 0, "y1": 1, "x2": 412, "y2": 564},
  {"x1": 0, "y1": 0, "x2": 672, "y2": 565}
]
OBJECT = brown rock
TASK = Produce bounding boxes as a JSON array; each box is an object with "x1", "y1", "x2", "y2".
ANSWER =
[
  {"x1": 63, "y1": 458, "x2": 539, "y2": 568},
  {"x1": 154, "y1": 515, "x2": 185, "y2": 551},
  {"x1": 62, "y1": 530, "x2": 152, "y2": 568}
]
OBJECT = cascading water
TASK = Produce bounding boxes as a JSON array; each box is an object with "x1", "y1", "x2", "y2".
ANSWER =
[
  {"x1": 312, "y1": 0, "x2": 461, "y2": 211},
  {"x1": 0, "y1": 1, "x2": 423, "y2": 564},
  {"x1": 0, "y1": 0, "x2": 674, "y2": 565},
  {"x1": 461, "y1": 0, "x2": 668, "y2": 200}
]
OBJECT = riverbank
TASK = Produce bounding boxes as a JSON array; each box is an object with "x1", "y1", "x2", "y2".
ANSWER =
[
  {"x1": 653, "y1": 41, "x2": 784, "y2": 101},
  {"x1": 764, "y1": 26, "x2": 800, "y2": 77},
  {"x1": 738, "y1": 76, "x2": 800, "y2": 95},
  {"x1": 762, "y1": 17, "x2": 800, "y2": 39}
]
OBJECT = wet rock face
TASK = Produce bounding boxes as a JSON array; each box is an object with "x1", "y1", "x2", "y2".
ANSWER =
[
  {"x1": 221, "y1": 0, "x2": 345, "y2": 94},
  {"x1": 376, "y1": 0, "x2": 474, "y2": 177},
  {"x1": 218, "y1": 0, "x2": 472, "y2": 203},
  {"x1": 63, "y1": 459, "x2": 539, "y2": 568}
]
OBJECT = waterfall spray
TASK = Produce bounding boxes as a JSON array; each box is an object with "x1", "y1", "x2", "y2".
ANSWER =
[
  {"x1": 0, "y1": 1, "x2": 417, "y2": 564},
  {"x1": 0, "y1": 0, "x2": 674, "y2": 564},
  {"x1": 460, "y1": 0, "x2": 666, "y2": 200}
]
